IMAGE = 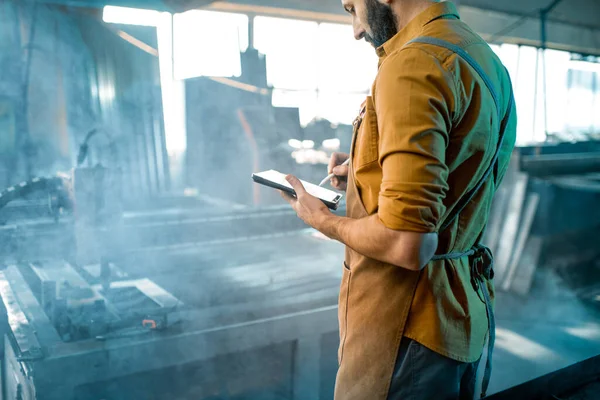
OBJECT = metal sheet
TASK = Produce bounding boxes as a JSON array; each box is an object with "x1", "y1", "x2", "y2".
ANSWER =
[
  {"x1": 0, "y1": 268, "x2": 45, "y2": 359},
  {"x1": 521, "y1": 153, "x2": 600, "y2": 177},
  {"x1": 494, "y1": 174, "x2": 528, "y2": 285},
  {"x1": 501, "y1": 193, "x2": 540, "y2": 292},
  {"x1": 509, "y1": 236, "x2": 544, "y2": 296},
  {"x1": 37, "y1": 306, "x2": 338, "y2": 389}
]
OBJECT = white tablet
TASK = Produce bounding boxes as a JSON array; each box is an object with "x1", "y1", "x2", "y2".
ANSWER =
[{"x1": 252, "y1": 170, "x2": 343, "y2": 210}]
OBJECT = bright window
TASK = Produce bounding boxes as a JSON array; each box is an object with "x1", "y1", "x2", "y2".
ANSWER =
[
  {"x1": 254, "y1": 17, "x2": 319, "y2": 91},
  {"x1": 317, "y1": 23, "x2": 377, "y2": 93},
  {"x1": 254, "y1": 17, "x2": 378, "y2": 126},
  {"x1": 490, "y1": 44, "x2": 600, "y2": 144},
  {"x1": 173, "y1": 11, "x2": 248, "y2": 79},
  {"x1": 317, "y1": 23, "x2": 378, "y2": 124},
  {"x1": 104, "y1": 6, "x2": 600, "y2": 143}
]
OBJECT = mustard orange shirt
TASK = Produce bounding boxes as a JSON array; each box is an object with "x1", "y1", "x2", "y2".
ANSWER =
[{"x1": 352, "y1": 2, "x2": 517, "y2": 362}]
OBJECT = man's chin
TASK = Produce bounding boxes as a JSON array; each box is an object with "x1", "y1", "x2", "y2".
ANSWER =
[
  {"x1": 364, "y1": 37, "x2": 377, "y2": 48},
  {"x1": 368, "y1": 41, "x2": 382, "y2": 49}
]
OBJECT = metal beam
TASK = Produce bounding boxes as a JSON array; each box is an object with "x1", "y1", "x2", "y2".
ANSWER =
[
  {"x1": 37, "y1": 0, "x2": 600, "y2": 54},
  {"x1": 460, "y1": 5, "x2": 600, "y2": 55},
  {"x1": 540, "y1": 0, "x2": 565, "y2": 50},
  {"x1": 201, "y1": 2, "x2": 600, "y2": 55},
  {"x1": 520, "y1": 152, "x2": 600, "y2": 177},
  {"x1": 204, "y1": 1, "x2": 350, "y2": 23}
]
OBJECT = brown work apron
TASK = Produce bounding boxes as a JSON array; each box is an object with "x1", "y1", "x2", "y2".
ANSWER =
[{"x1": 334, "y1": 98, "x2": 422, "y2": 400}]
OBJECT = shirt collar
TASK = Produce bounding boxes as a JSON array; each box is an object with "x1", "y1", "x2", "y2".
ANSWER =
[{"x1": 376, "y1": 1, "x2": 460, "y2": 62}]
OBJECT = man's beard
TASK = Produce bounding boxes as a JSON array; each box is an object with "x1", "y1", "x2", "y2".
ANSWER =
[{"x1": 364, "y1": 0, "x2": 398, "y2": 48}]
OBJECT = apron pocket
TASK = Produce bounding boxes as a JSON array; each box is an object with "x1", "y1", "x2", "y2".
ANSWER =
[{"x1": 338, "y1": 262, "x2": 352, "y2": 365}]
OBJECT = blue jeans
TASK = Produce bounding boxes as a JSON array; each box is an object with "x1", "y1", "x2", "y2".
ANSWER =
[{"x1": 387, "y1": 338, "x2": 481, "y2": 400}]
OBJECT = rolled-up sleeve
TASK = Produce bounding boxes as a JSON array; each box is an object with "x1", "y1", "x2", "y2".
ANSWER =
[{"x1": 375, "y1": 48, "x2": 456, "y2": 233}]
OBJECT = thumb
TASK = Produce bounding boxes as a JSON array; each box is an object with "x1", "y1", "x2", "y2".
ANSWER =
[{"x1": 285, "y1": 175, "x2": 306, "y2": 196}]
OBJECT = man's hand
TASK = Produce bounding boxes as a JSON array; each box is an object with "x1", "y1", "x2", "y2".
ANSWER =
[
  {"x1": 281, "y1": 174, "x2": 437, "y2": 271},
  {"x1": 328, "y1": 152, "x2": 350, "y2": 191},
  {"x1": 280, "y1": 175, "x2": 331, "y2": 229}
]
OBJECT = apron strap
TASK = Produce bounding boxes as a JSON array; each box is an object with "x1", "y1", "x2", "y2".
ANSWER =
[
  {"x1": 407, "y1": 36, "x2": 514, "y2": 232},
  {"x1": 407, "y1": 36, "x2": 515, "y2": 399}
]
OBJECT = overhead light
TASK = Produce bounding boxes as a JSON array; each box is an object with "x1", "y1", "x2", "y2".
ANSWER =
[
  {"x1": 288, "y1": 139, "x2": 302, "y2": 149},
  {"x1": 103, "y1": 6, "x2": 161, "y2": 27},
  {"x1": 322, "y1": 138, "x2": 341, "y2": 151},
  {"x1": 291, "y1": 149, "x2": 328, "y2": 165},
  {"x1": 302, "y1": 140, "x2": 315, "y2": 149},
  {"x1": 569, "y1": 60, "x2": 600, "y2": 74}
]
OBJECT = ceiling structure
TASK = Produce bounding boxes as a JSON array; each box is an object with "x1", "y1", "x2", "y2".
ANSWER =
[
  {"x1": 458, "y1": 0, "x2": 600, "y2": 54},
  {"x1": 40, "y1": 0, "x2": 600, "y2": 55},
  {"x1": 461, "y1": 0, "x2": 600, "y2": 31}
]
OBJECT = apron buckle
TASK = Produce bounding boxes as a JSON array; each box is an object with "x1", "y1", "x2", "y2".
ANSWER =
[
  {"x1": 353, "y1": 102, "x2": 367, "y2": 129},
  {"x1": 469, "y1": 245, "x2": 494, "y2": 291}
]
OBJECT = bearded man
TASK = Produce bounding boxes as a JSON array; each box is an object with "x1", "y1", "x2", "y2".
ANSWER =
[{"x1": 281, "y1": 1, "x2": 517, "y2": 399}]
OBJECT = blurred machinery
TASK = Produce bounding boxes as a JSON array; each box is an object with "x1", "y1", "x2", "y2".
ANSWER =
[
  {"x1": 484, "y1": 139, "x2": 600, "y2": 306},
  {"x1": 185, "y1": 48, "x2": 352, "y2": 208},
  {"x1": 0, "y1": 161, "x2": 344, "y2": 400},
  {"x1": 0, "y1": 41, "x2": 348, "y2": 397}
]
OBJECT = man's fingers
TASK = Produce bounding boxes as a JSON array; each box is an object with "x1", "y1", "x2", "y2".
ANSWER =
[
  {"x1": 328, "y1": 152, "x2": 349, "y2": 174},
  {"x1": 279, "y1": 190, "x2": 296, "y2": 205},
  {"x1": 327, "y1": 154, "x2": 338, "y2": 174},
  {"x1": 334, "y1": 152, "x2": 349, "y2": 163},
  {"x1": 330, "y1": 177, "x2": 347, "y2": 191},
  {"x1": 332, "y1": 165, "x2": 349, "y2": 177},
  {"x1": 285, "y1": 175, "x2": 307, "y2": 197}
]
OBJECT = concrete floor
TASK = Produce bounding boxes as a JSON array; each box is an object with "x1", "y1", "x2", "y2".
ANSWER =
[{"x1": 490, "y1": 269, "x2": 600, "y2": 395}]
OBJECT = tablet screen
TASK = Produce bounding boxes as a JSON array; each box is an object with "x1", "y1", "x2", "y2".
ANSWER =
[{"x1": 254, "y1": 170, "x2": 341, "y2": 203}]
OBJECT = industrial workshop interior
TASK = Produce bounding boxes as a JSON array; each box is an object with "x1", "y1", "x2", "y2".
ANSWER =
[{"x1": 0, "y1": 0, "x2": 600, "y2": 399}]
